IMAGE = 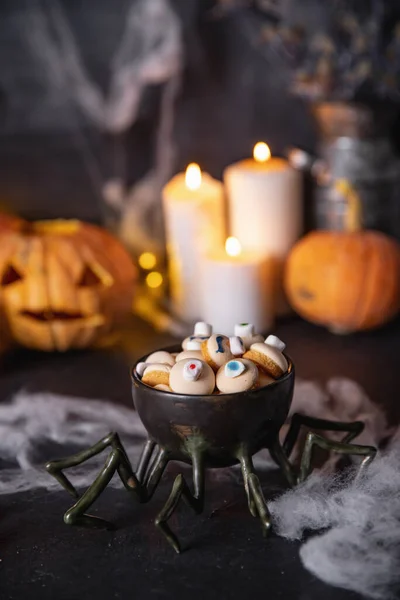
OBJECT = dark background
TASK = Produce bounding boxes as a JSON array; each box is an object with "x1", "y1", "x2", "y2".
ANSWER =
[{"x1": 0, "y1": 0, "x2": 338, "y2": 223}]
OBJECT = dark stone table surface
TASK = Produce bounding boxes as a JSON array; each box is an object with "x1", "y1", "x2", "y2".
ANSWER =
[{"x1": 1, "y1": 315, "x2": 399, "y2": 600}]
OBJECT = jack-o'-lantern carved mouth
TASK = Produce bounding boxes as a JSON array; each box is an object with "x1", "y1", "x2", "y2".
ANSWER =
[{"x1": 19, "y1": 310, "x2": 105, "y2": 326}]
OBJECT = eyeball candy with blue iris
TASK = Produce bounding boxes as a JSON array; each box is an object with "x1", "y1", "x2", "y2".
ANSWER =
[
  {"x1": 169, "y1": 358, "x2": 215, "y2": 395},
  {"x1": 216, "y1": 358, "x2": 258, "y2": 394}
]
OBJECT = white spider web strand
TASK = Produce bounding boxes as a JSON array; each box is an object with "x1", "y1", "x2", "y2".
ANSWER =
[
  {"x1": 0, "y1": 391, "x2": 147, "y2": 495},
  {"x1": 46, "y1": 0, "x2": 182, "y2": 133},
  {"x1": 0, "y1": 377, "x2": 391, "y2": 496},
  {"x1": 269, "y1": 447, "x2": 400, "y2": 600}
]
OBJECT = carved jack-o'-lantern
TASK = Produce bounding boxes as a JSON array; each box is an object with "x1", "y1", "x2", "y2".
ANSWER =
[{"x1": 0, "y1": 220, "x2": 137, "y2": 351}]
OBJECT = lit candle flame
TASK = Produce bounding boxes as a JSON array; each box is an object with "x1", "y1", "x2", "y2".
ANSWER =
[
  {"x1": 225, "y1": 236, "x2": 242, "y2": 257},
  {"x1": 253, "y1": 142, "x2": 271, "y2": 163},
  {"x1": 185, "y1": 163, "x2": 202, "y2": 190}
]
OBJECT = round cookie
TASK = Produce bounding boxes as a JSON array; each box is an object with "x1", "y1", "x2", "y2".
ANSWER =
[
  {"x1": 169, "y1": 359, "x2": 215, "y2": 395},
  {"x1": 216, "y1": 359, "x2": 258, "y2": 394},
  {"x1": 145, "y1": 350, "x2": 175, "y2": 367},
  {"x1": 175, "y1": 349, "x2": 203, "y2": 362},
  {"x1": 154, "y1": 384, "x2": 172, "y2": 392},
  {"x1": 201, "y1": 334, "x2": 234, "y2": 371},
  {"x1": 243, "y1": 339, "x2": 288, "y2": 379},
  {"x1": 142, "y1": 363, "x2": 171, "y2": 387},
  {"x1": 234, "y1": 323, "x2": 264, "y2": 349}
]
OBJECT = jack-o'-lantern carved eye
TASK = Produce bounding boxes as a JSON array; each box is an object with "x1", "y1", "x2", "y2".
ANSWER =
[
  {"x1": 78, "y1": 265, "x2": 104, "y2": 288},
  {"x1": 1, "y1": 265, "x2": 23, "y2": 286}
]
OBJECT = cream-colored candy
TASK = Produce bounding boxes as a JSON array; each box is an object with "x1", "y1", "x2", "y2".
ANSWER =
[
  {"x1": 175, "y1": 349, "x2": 203, "y2": 362},
  {"x1": 201, "y1": 334, "x2": 234, "y2": 371},
  {"x1": 145, "y1": 350, "x2": 175, "y2": 366},
  {"x1": 169, "y1": 359, "x2": 215, "y2": 395},
  {"x1": 256, "y1": 371, "x2": 275, "y2": 389},
  {"x1": 243, "y1": 341, "x2": 288, "y2": 378},
  {"x1": 234, "y1": 323, "x2": 263, "y2": 349},
  {"x1": 216, "y1": 358, "x2": 258, "y2": 394},
  {"x1": 154, "y1": 384, "x2": 172, "y2": 392},
  {"x1": 194, "y1": 321, "x2": 212, "y2": 336},
  {"x1": 142, "y1": 363, "x2": 171, "y2": 387},
  {"x1": 229, "y1": 336, "x2": 245, "y2": 356},
  {"x1": 182, "y1": 335, "x2": 210, "y2": 351}
]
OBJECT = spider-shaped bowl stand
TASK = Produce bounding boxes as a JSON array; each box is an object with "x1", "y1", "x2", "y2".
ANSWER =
[{"x1": 46, "y1": 345, "x2": 376, "y2": 553}]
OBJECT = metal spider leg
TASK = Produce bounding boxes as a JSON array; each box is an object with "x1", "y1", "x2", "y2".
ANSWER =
[
  {"x1": 298, "y1": 431, "x2": 377, "y2": 484},
  {"x1": 269, "y1": 437, "x2": 297, "y2": 488},
  {"x1": 46, "y1": 433, "x2": 167, "y2": 529},
  {"x1": 155, "y1": 451, "x2": 204, "y2": 554},
  {"x1": 239, "y1": 451, "x2": 271, "y2": 537},
  {"x1": 283, "y1": 413, "x2": 365, "y2": 458}
]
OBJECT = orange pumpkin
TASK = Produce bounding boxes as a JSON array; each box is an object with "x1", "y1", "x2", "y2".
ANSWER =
[
  {"x1": 284, "y1": 181, "x2": 400, "y2": 333},
  {"x1": 0, "y1": 213, "x2": 25, "y2": 233},
  {"x1": 0, "y1": 220, "x2": 137, "y2": 351}
]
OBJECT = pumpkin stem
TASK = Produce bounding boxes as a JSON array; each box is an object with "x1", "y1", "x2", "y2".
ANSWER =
[{"x1": 334, "y1": 179, "x2": 362, "y2": 233}]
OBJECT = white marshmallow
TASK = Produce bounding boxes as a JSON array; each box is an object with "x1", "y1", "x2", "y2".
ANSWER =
[
  {"x1": 234, "y1": 323, "x2": 255, "y2": 338},
  {"x1": 265, "y1": 335, "x2": 286, "y2": 352},
  {"x1": 229, "y1": 336, "x2": 245, "y2": 356},
  {"x1": 136, "y1": 362, "x2": 147, "y2": 377},
  {"x1": 194, "y1": 322, "x2": 212, "y2": 336},
  {"x1": 186, "y1": 339, "x2": 203, "y2": 350}
]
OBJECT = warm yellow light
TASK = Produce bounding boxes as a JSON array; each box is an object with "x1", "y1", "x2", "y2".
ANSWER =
[
  {"x1": 146, "y1": 271, "x2": 163, "y2": 289},
  {"x1": 253, "y1": 142, "x2": 271, "y2": 163},
  {"x1": 185, "y1": 163, "x2": 202, "y2": 190},
  {"x1": 138, "y1": 251, "x2": 157, "y2": 270},
  {"x1": 225, "y1": 236, "x2": 242, "y2": 257}
]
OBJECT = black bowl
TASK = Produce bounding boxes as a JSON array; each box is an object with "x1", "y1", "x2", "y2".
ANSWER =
[{"x1": 131, "y1": 345, "x2": 295, "y2": 469}]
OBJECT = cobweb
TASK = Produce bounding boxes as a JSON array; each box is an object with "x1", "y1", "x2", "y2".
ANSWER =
[
  {"x1": 18, "y1": 0, "x2": 182, "y2": 253},
  {"x1": 0, "y1": 379, "x2": 398, "y2": 598}
]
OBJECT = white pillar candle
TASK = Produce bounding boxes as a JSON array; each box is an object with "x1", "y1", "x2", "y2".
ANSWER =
[
  {"x1": 200, "y1": 237, "x2": 274, "y2": 335},
  {"x1": 224, "y1": 142, "x2": 302, "y2": 314},
  {"x1": 163, "y1": 164, "x2": 225, "y2": 322}
]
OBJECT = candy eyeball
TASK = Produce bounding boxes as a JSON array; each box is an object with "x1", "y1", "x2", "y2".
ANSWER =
[
  {"x1": 183, "y1": 359, "x2": 203, "y2": 382},
  {"x1": 216, "y1": 358, "x2": 258, "y2": 394},
  {"x1": 224, "y1": 359, "x2": 246, "y2": 378},
  {"x1": 169, "y1": 359, "x2": 215, "y2": 395}
]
